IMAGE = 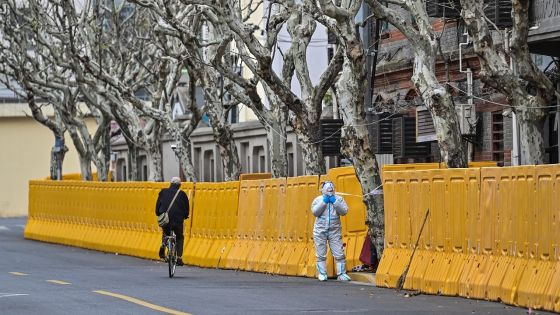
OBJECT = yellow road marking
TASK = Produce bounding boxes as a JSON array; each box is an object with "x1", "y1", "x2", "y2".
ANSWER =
[
  {"x1": 93, "y1": 290, "x2": 191, "y2": 315},
  {"x1": 9, "y1": 272, "x2": 28, "y2": 276},
  {"x1": 46, "y1": 280, "x2": 71, "y2": 285}
]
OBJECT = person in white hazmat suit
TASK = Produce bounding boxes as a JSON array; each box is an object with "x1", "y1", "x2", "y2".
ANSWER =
[{"x1": 310, "y1": 180, "x2": 351, "y2": 281}]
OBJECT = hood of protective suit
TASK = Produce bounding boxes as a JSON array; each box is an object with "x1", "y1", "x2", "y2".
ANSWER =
[{"x1": 321, "y1": 181, "x2": 335, "y2": 196}]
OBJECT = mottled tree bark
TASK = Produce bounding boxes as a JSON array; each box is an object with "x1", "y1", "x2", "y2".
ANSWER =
[
  {"x1": 460, "y1": 0, "x2": 555, "y2": 165},
  {"x1": 264, "y1": 94, "x2": 289, "y2": 177},
  {"x1": 312, "y1": 0, "x2": 385, "y2": 260},
  {"x1": 126, "y1": 143, "x2": 140, "y2": 181},
  {"x1": 367, "y1": 0, "x2": 468, "y2": 168}
]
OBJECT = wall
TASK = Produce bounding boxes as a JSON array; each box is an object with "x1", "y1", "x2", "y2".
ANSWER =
[{"x1": 0, "y1": 106, "x2": 97, "y2": 216}]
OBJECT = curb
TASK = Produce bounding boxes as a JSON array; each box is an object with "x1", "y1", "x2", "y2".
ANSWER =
[{"x1": 348, "y1": 272, "x2": 376, "y2": 285}]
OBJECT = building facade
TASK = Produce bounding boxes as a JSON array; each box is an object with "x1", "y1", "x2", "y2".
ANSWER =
[
  {"x1": 365, "y1": 1, "x2": 559, "y2": 166},
  {"x1": 0, "y1": 92, "x2": 97, "y2": 216}
]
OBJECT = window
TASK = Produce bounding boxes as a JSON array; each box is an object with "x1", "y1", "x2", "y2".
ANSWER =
[
  {"x1": 122, "y1": 165, "x2": 127, "y2": 182},
  {"x1": 288, "y1": 153, "x2": 294, "y2": 177},
  {"x1": 203, "y1": 150, "x2": 214, "y2": 181},
  {"x1": 259, "y1": 156, "x2": 265, "y2": 173},
  {"x1": 142, "y1": 165, "x2": 148, "y2": 181},
  {"x1": 252, "y1": 146, "x2": 265, "y2": 173},
  {"x1": 492, "y1": 111, "x2": 504, "y2": 163}
]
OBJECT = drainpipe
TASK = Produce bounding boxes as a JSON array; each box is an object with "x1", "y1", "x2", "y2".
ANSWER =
[
  {"x1": 459, "y1": 32, "x2": 473, "y2": 161},
  {"x1": 505, "y1": 29, "x2": 520, "y2": 166}
]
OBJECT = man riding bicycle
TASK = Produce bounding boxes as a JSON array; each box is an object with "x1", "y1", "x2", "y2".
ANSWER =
[{"x1": 155, "y1": 177, "x2": 189, "y2": 266}]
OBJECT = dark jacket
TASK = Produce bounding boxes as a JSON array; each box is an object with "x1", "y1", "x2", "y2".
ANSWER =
[{"x1": 155, "y1": 185, "x2": 189, "y2": 224}]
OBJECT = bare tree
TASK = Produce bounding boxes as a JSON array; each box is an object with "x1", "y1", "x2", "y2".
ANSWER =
[
  {"x1": 206, "y1": 0, "x2": 344, "y2": 175},
  {"x1": 61, "y1": 0, "x2": 207, "y2": 181},
  {"x1": 127, "y1": 0, "x2": 243, "y2": 180},
  {"x1": 364, "y1": 0, "x2": 467, "y2": 168},
  {"x1": 0, "y1": 0, "x2": 112, "y2": 181},
  {"x1": 209, "y1": 2, "x2": 290, "y2": 177},
  {"x1": 460, "y1": 0, "x2": 558, "y2": 164},
  {"x1": 302, "y1": 0, "x2": 385, "y2": 261}
]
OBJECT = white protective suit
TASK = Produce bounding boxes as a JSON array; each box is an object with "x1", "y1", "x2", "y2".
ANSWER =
[{"x1": 310, "y1": 181, "x2": 351, "y2": 281}]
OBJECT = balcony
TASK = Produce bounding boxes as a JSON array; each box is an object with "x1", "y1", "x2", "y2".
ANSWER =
[{"x1": 528, "y1": 0, "x2": 560, "y2": 57}]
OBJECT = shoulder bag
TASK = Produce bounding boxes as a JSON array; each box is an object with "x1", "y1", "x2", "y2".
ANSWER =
[{"x1": 157, "y1": 189, "x2": 181, "y2": 227}]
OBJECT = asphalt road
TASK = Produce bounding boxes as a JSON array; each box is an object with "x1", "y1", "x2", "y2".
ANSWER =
[{"x1": 0, "y1": 217, "x2": 551, "y2": 315}]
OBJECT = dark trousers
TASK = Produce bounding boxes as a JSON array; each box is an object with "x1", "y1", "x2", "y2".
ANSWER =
[{"x1": 162, "y1": 223, "x2": 184, "y2": 257}]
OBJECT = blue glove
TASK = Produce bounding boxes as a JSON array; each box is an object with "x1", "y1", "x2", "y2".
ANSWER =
[
  {"x1": 329, "y1": 195, "x2": 336, "y2": 204},
  {"x1": 323, "y1": 195, "x2": 330, "y2": 204}
]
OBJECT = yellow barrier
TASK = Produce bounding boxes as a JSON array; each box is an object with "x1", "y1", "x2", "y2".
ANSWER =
[
  {"x1": 44, "y1": 172, "x2": 113, "y2": 181},
  {"x1": 25, "y1": 181, "x2": 193, "y2": 261},
  {"x1": 326, "y1": 167, "x2": 369, "y2": 273},
  {"x1": 26, "y1": 168, "x2": 369, "y2": 280},
  {"x1": 377, "y1": 165, "x2": 560, "y2": 313},
  {"x1": 239, "y1": 173, "x2": 272, "y2": 180},
  {"x1": 260, "y1": 178, "x2": 286, "y2": 273},
  {"x1": 382, "y1": 162, "x2": 497, "y2": 173},
  {"x1": 280, "y1": 176, "x2": 319, "y2": 276}
]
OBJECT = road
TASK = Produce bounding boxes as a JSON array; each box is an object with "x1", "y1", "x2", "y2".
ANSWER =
[{"x1": 0, "y1": 217, "x2": 550, "y2": 315}]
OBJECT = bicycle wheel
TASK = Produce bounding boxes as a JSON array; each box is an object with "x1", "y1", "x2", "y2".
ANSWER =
[{"x1": 168, "y1": 238, "x2": 176, "y2": 278}]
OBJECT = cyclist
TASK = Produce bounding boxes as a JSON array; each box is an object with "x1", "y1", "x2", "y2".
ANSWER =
[{"x1": 155, "y1": 177, "x2": 189, "y2": 266}]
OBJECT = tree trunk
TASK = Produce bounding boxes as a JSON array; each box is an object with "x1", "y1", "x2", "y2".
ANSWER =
[
  {"x1": 66, "y1": 125, "x2": 94, "y2": 181},
  {"x1": 127, "y1": 143, "x2": 140, "y2": 181},
  {"x1": 204, "y1": 81, "x2": 241, "y2": 181},
  {"x1": 292, "y1": 116, "x2": 325, "y2": 175},
  {"x1": 78, "y1": 155, "x2": 93, "y2": 181},
  {"x1": 50, "y1": 144, "x2": 68, "y2": 180},
  {"x1": 95, "y1": 156, "x2": 109, "y2": 182},
  {"x1": 295, "y1": 135, "x2": 325, "y2": 175},
  {"x1": 515, "y1": 100, "x2": 546, "y2": 164},
  {"x1": 412, "y1": 52, "x2": 467, "y2": 168},
  {"x1": 146, "y1": 145, "x2": 163, "y2": 182},
  {"x1": 50, "y1": 134, "x2": 68, "y2": 180},
  {"x1": 266, "y1": 102, "x2": 289, "y2": 178},
  {"x1": 94, "y1": 117, "x2": 111, "y2": 182},
  {"x1": 144, "y1": 122, "x2": 163, "y2": 182},
  {"x1": 210, "y1": 118, "x2": 241, "y2": 181},
  {"x1": 337, "y1": 54, "x2": 385, "y2": 261},
  {"x1": 178, "y1": 138, "x2": 197, "y2": 182}
]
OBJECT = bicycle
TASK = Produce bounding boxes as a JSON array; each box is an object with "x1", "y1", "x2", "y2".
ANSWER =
[{"x1": 163, "y1": 231, "x2": 177, "y2": 278}]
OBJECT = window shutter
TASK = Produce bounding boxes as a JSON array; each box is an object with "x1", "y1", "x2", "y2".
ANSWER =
[
  {"x1": 416, "y1": 107, "x2": 437, "y2": 142},
  {"x1": 320, "y1": 119, "x2": 344, "y2": 156},
  {"x1": 393, "y1": 116, "x2": 431, "y2": 158},
  {"x1": 368, "y1": 113, "x2": 393, "y2": 154}
]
